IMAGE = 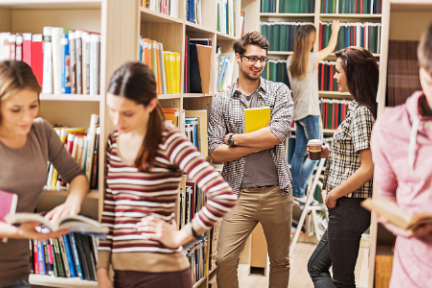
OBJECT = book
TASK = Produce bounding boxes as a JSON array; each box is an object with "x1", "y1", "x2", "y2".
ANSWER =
[
  {"x1": 5, "y1": 213, "x2": 108, "y2": 237},
  {"x1": 361, "y1": 198, "x2": 432, "y2": 231},
  {"x1": 244, "y1": 107, "x2": 271, "y2": 133},
  {"x1": 0, "y1": 189, "x2": 18, "y2": 243}
]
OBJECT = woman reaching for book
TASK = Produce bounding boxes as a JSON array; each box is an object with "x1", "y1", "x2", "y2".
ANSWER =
[
  {"x1": 96, "y1": 62, "x2": 236, "y2": 288},
  {"x1": 287, "y1": 20, "x2": 340, "y2": 204},
  {"x1": 306, "y1": 47, "x2": 378, "y2": 288},
  {"x1": 0, "y1": 60, "x2": 89, "y2": 288}
]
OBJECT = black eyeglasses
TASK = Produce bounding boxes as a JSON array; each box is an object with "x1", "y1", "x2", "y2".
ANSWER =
[{"x1": 241, "y1": 54, "x2": 268, "y2": 64}]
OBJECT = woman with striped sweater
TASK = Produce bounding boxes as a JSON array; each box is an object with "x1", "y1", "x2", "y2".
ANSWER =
[{"x1": 96, "y1": 62, "x2": 237, "y2": 288}]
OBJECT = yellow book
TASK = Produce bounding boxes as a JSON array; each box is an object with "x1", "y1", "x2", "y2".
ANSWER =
[
  {"x1": 163, "y1": 52, "x2": 171, "y2": 94},
  {"x1": 176, "y1": 52, "x2": 181, "y2": 94},
  {"x1": 169, "y1": 53, "x2": 176, "y2": 95},
  {"x1": 244, "y1": 107, "x2": 271, "y2": 133}
]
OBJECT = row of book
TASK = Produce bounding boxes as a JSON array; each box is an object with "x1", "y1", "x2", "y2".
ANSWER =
[
  {"x1": 279, "y1": 0, "x2": 316, "y2": 13},
  {"x1": 318, "y1": 60, "x2": 338, "y2": 91},
  {"x1": 217, "y1": 51, "x2": 235, "y2": 92},
  {"x1": 319, "y1": 21, "x2": 382, "y2": 54},
  {"x1": 260, "y1": 22, "x2": 313, "y2": 51},
  {"x1": 179, "y1": 178, "x2": 208, "y2": 231},
  {"x1": 142, "y1": 0, "x2": 179, "y2": 18},
  {"x1": 29, "y1": 231, "x2": 98, "y2": 281},
  {"x1": 217, "y1": 0, "x2": 236, "y2": 37},
  {"x1": 184, "y1": 37, "x2": 212, "y2": 93},
  {"x1": 187, "y1": 0, "x2": 202, "y2": 25},
  {"x1": 321, "y1": 0, "x2": 382, "y2": 14},
  {"x1": 185, "y1": 236, "x2": 208, "y2": 285},
  {"x1": 139, "y1": 37, "x2": 181, "y2": 94},
  {"x1": 0, "y1": 28, "x2": 100, "y2": 95},
  {"x1": 386, "y1": 40, "x2": 421, "y2": 107},
  {"x1": 47, "y1": 114, "x2": 100, "y2": 190},
  {"x1": 261, "y1": 59, "x2": 290, "y2": 88},
  {"x1": 320, "y1": 98, "x2": 349, "y2": 129}
]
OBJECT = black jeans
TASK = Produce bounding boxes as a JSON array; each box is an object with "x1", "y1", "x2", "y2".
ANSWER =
[{"x1": 307, "y1": 197, "x2": 371, "y2": 288}]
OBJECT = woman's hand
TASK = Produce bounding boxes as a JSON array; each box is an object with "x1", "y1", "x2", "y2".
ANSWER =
[
  {"x1": 16, "y1": 222, "x2": 68, "y2": 241},
  {"x1": 307, "y1": 145, "x2": 330, "y2": 159},
  {"x1": 136, "y1": 216, "x2": 184, "y2": 249},
  {"x1": 97, "y1": 268, "x2": 114, "y2": 288},
  {"x1": 45, "y1": 200, "x2": 80, "y2": 223},
  {"x1": 325, "y1": 191, "x2": 338, "y2": 209},
  {"x1": 331, "y1": 20, "x2": 341, "y2": 33}
]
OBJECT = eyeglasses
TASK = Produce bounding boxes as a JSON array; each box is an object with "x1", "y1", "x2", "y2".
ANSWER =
[{"x1": 241, "y1": 54, "x2": 268, "y2": 64}]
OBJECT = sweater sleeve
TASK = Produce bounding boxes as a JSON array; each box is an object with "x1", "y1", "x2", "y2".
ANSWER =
[
  {"x1": 97, "y1": 134, "x2": 114, "y2": 270},
  {"x1": 166, "y1": 129, "x2": 237, "y2": 235}
]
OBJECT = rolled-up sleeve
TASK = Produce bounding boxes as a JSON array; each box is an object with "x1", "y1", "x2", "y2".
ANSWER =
[
  {"x1": 352, "y1": 107, "x2": 374, "y2": 153},
  {"x1": 208, "y1": 95, "x2": 227, "y2": 154},
  {"x1": 268, "y1": 84, "x2": 293, "y2": 142}
]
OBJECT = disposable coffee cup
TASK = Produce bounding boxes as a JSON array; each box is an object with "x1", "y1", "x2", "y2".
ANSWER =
[{"x1": 308, "y1": 139, "x2": 323, "y2": 160}]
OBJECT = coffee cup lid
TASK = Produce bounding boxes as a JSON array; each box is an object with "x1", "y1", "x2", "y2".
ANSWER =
[{"x1": 308, "y1": 139, "x2": 323, "y2": 146}]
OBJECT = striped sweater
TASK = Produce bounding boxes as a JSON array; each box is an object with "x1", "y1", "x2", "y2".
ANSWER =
[{"x1": 97, "y1": 125, "x2": 236, "y2": 272}]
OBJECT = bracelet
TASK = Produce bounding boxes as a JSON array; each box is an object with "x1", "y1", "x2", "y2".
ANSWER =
[{"x1": 190, "y1": 223, "x2": 199, "y2": 239}]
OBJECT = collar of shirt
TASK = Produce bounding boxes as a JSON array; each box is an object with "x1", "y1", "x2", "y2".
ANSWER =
[{"x1": 231, "y1": 78, "x2": 267, "y2": 101}]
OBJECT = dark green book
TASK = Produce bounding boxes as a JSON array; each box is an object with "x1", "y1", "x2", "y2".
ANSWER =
[
  {"x1": 292, "y1": 0, "x2": 299, "y2": 13},
  {"x1": 280, "y1": 24, "x2": 287, "y2": 51},
  {"x1": 327, "y1": 101, "x2": 333, "y2": 128},
  {"x1": 274, "y1": 24, "x2": 280, "y2": 51}
]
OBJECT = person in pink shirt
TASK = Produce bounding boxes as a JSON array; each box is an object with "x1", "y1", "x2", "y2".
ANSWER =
[{"x1": 370, "y1": 22, "x2": 432, "y2": 288}]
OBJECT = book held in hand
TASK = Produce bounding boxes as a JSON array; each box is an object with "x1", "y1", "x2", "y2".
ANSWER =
[
  {"x1": 0, "y1": 189, "x2": 18, "y2": 243},
  {"x1": 361, "y1": 198, "x2": 432, "y2": 231},
  {"x1": 244, "y1": 107, "x2": 271, "y2": 133},
  {"x1": 5, "y1": 213, "x2": 108, "y2": 239}
]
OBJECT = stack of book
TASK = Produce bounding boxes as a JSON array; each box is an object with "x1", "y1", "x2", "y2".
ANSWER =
[
  {"x1": 319, "y1": 21, "x2": 382, "y2": 54},
  {"x1": 318, "y1": 60, "x2": 338, "y2": 92},
  {"x1": 30, "y1": 232, "x2": 99, "y2": 281},
  {"x1": 217, "y1": 52, "x2": 235, "y2": 92},
  {"x1": 185, "y1": 110, "x2": 208, "y2": 157},
  {"x1": 320, "y1": 98, "x2": 349, "y2": 129},
  {"x1": 179, "y1": 179, "x2": 208, "y2": 231},
  {"x1": 279, "y1": 0, "x2": 315, "y2": 13},
  {"x1": 46, "y1": 114, "x2": 100, "y2": 190},
  {"x1": 386, "y1": 40, "x2": 421, "y2": 106},
  {"x1": 139, "y1": 37, "x2": 181, "y2": 94},
  {"x1": 186, "y1": 0, "x2": 202, "y2": 24},
  {"x1": 260, "y1": 0, "x2": 277, "y2": 12},
  {"x1": 373, "y1": 0, "x2": 382, "y2": 14},
  {"x1": 185, "y1": 236, "x2": 208, "y2": 285},
  {"x1": 141, "y1": 0, "x2": 179, "y2": 18},
  {"x1": 338, "y1": 0, "x2": 371, "y2": 14},
  {"x1": 184, "y1": 37, "x2": 212, "y2": 93},
  {"x1": 162, "y1": 108, "x2": 180, "y2": 128},
  {"x1": 261, "y1": 21, "x2": 313, "y2": 51},
  {"x1": 217, "y1": 0, "x2": 236, "y2": 37},
  {"x1": 321, "y1": 0, "x2": 337, "y2": 13},
  {"x1": 262, "y1": 59, "x2": 290, "y2": 87},
  {"x1": 0, "y1": 28, "x2": 101, "y2": 95}
]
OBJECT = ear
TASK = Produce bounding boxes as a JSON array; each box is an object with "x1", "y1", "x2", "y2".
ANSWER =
[
  {"x1": 147, "y1": 97, "x2": 158, "y2": 113},
  {"x1": 235, "y1": 53, "x2": 241, "y2": 65}
]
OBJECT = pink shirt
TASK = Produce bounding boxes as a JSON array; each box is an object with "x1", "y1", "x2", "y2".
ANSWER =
[{"x1": 371, "y1": 91, "x2": 432, "y2": 288}]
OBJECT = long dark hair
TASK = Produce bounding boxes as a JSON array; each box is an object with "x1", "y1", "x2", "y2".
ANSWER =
[
  {"x1": 335, "y1": 47, "x2": 378, "y2": 119},
  {"x1": 107, "y1": 62, "x2": 164, "y2": 171},
  {"x1": 290, "y1": 25, "x2": 316, "y2": 79}
]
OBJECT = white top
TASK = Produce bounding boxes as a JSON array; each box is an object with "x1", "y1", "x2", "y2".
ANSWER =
[{"x1": 287, "y1": 52, "x2": 320, "y2": 121}]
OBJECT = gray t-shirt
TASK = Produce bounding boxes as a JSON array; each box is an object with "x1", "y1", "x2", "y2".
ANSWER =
[
  {"x1": 241, "y1": 90, "x2": 279, "y2": 189},
  {"x1": 287, "y1": 52, "x2": 320, "y2": 121},
  {"x1": 0, "y1": 118, "x2": 84, "y2": 286}
]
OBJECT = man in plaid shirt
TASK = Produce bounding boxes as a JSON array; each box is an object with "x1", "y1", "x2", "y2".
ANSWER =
[{"x1": 209, "y1": 31, "x2": 293, "y2": 288}]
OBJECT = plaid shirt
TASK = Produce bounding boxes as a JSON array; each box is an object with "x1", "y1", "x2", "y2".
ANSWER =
[
  {"x1": 323, "y1": 101, "x2": 375, "y2": 198},
  {"x1": 208, "y1": 78, "x2": 293, "y2": 195}
]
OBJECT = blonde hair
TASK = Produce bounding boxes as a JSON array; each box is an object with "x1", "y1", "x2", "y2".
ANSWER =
[
  {"x1": 0, "y1": 60, "x2": 41, "y2": 103},
  {"x1": 289, "y1": 25, "x2": 316, "y2": 79}
]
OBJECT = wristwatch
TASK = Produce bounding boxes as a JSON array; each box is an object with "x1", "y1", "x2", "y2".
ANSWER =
[{"x1": 228, "y1": 133, "x2": 236, "y2": 147}]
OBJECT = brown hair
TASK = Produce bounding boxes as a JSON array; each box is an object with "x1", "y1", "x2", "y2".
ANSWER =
[
  {"x1": 0, "y1": 60, "x2": 41, "y2": 104},
  {"x1": 107, "y1": 62, "x2": 165, "y2": 171},
  {"x1": 233, "y1": 31, "x2": 269, "y2": 55},
  {"x1": 335, "y1": 47, "x2": 379, "y2": 119},
  {"x1": 289, "y1": 25, "x2": 316, "y2": 79},
  {"x1": 418, "y1": 22, "x2": 432, "y2": 75}
]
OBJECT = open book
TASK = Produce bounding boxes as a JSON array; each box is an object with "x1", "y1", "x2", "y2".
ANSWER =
[
  {"x1": 361, "y1": 198, "x2": 432, "y2": 230},
  {"x1": 244, "y1": 107, "x2": 271, "y2": 133},
  {"x1": 5, "y1": 213, "x2": 108, "y2": 238}
]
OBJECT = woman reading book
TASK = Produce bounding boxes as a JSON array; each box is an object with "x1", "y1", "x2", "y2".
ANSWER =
[
  {"x1": 0, "y1": 60, "x2": 89, "y2": 288},
  {"x1": 286, "y1": 20, "x2": 340, "y2": 203},
  {"x1": 370, "y1": 23, "x2": 432, "y2": 288},
  {"x1": 306, "y1": 47, "x2": 378, "y2": 288},
  {"x1": 96, "y1": 62, "x2": 236, "y2": 288}
]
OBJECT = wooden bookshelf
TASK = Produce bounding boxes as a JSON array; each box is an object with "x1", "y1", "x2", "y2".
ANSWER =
[{"x1": 368, "y1": 1, "x2": 432, "y2": 288}]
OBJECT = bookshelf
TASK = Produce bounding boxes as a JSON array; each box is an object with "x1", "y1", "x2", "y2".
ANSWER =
[{"x1": 368, "y1": 1, "x2": 432, "y2": 287}]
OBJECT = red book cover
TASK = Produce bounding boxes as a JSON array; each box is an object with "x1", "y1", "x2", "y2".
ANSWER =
[
  {"x1": 23, "y1": 33, "x2": 32, "y2": 66},
  {"x1": 319, "y1": 23, "x2": 323, "y2": 50},
  {"x1": 343, "y1": 99, "x2": 346, "y2": 121},
  {"x1": 329, "y1": 65, "x2": 334, "y2": 91},
  {"x1": 31, "y1": 34, "x2": 43, "y2": 86},
  {"x1": 0, "y1": 190, "x2": 18, "y2": 222},
  {"x1": 360, "y1": 0, "x2": 363, "y2": 13},
  {"x1": 33, "y1": 240, "x2": 39, "y2": 274}
]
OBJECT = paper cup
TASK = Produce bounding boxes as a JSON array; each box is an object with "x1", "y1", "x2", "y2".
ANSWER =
[{"x1": 308, "y1": 139, "x2": 323, "y2": 160}]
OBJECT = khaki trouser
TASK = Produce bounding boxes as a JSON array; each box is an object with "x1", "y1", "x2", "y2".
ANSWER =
[{"x1": 216, "y1": 186, "x2": 293, "y2": 288}]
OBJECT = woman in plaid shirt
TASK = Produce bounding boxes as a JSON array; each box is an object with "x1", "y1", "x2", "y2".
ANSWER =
[{"x1": 307, "y1": 47, "x2": 378, "y2": 288}]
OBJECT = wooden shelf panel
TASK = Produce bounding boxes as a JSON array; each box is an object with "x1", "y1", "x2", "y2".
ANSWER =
[
  {"x1": 0, "y1": 0, "x2": 101, "y2": 10},
  {"x1": 319, "y1": 13, "x2": 382, "y2": 18},
  {"x1": 39, "y1": 94, "x2": 101, "y2": 102},
  {"x1": 329, "y1": 52, "x2": 380, "y2": 57},
  {"x1": 29, "y1": 274, "x2": 97, "y2": 288},
  {"x1": 260, "y1": 13, "x2": 315, "y2": 17},
  {"x1": 183, "y1": 93, "x2": 217, "y2": 98},
  {"x1": 216, "y1": 31, "x2": 237, "y2": 41},
  {"x1": 186, "y1": 22, "x2": 215, "y2": 34},
  {"x1": 42, "y1": 187, "x2": 99, "y2": 199},
  {"x1": 158, "y1": 94, "x2": 182, "y2": 100},
  {"x1": 140, "y1": 7, "x2": 183, "y2": 24},
  {"x1": 193, "y1": 275, "x2": 207, "y2": 288},
  {"x1": 319, "y1": 91, "x2": 352, "y2": 99},
  {"x1": 268, "y1": 51, "x2": 293, "y2": 55}
]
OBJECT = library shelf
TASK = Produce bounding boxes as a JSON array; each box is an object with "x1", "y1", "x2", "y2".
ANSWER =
[
  {"x1": 158, "y1": 93, "x2": 182, "y2": 100},
  {"x1": 329, "y1": 52, "x2": 380, "y2": 57},
  {"x1": 0, "y1": 0, "x2": 101, "y2": 10},
  {"x1": 42, "y1": 186, "x2": 100, "y2": 199},
  {"x1": 260, "y1": 13, "x2": 315, "y2": 17},
  {"x1": 193, "y1": 275, "x2": 207, "y2": 288},
  {"x1": 217, "y1": 31, "x2": 237, "y2": 41},
  {"x1": 268, "y1": 51, "x2": 293, "y2": 55},
  {"x1": 29, "y1": 274, "x2": 97, "y2": 288},
  {"x1": 39, "y1": 94, "x2": 101, "y2": 102},
  {"x1": 323, "y1": 128, "x2": 336, "y2": 134},
  {"x1": 140, "y1": 6, "x2": 183, "y2": 24},
  {"x1": 183, "y1": 93, "x2": 218, "y2": 98},
  {"x1": 319, "y1": 13, "x2": 382, "y2": 18},
  {"x1": 209, "y1": 266, "x2": 217, "y2": 275},
  {"x1": 319, "y1": 91, "x2": 352, "y2": 98},
  {"x1": 185, "y1": 21, "x2": 215, "y2": 34}
]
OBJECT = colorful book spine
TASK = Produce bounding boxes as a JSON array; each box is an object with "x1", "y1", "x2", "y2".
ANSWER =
[
  {"x1": 69, "y1": 232, "x2": 83, "y2": 280},
  {"x1": 260, "y1": 21, "x2": 313, "y2": 52}
]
